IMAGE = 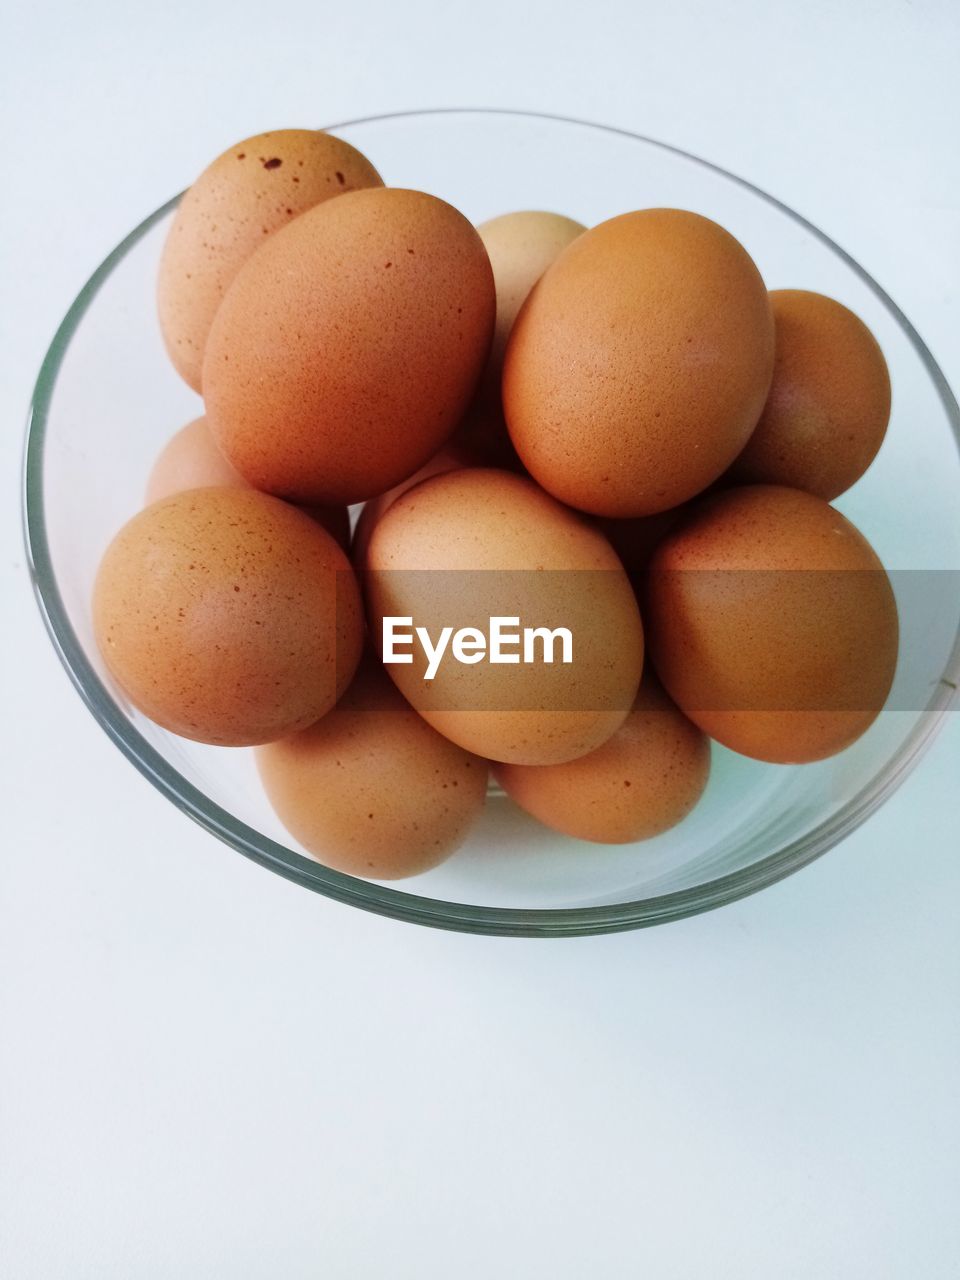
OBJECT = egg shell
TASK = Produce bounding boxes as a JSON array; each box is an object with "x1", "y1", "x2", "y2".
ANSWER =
[
  {"x1": 256, "y1": 657, "x2": 488, "y2": 879},
  {"x1": 365, "y1": 468, "x2": 644, "y2": 765},
  {"x1": 503, "y1": 208, "x2": 775, "y2": 517},
  {"x1": 473, "y1": 210, "x2": 585, "y2": 456},
  {"x1": 157, "y1": 129, "x2": 383, "y2": 391},
  {"x1": 493, "y1": 672, "x2": 710, "y2": 843},
  {"x1": 145, "y1": 416, "x2": 350, "y2": 550},
  {"x1": 727, "y1": 290, "x2": 891, "y2": 499},
  {"x1": 644, "y1": 485, "x2": 898, "y2": 763},
  {"x1": 93, "y1": 488, "x2": 363, "y2": 746},
  {"x1": 203, "y1": 187, "x2": 496, "y2": 506}
]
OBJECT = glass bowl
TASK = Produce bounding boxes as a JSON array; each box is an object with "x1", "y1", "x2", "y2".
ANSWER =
[{"x1": 22, "y1": 108, "x2": 960, "y2": 936}]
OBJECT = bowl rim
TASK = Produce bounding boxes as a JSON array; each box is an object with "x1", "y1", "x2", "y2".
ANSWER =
[{"x1": 21, "y1": 106, "x2": 960, "y2": 937}]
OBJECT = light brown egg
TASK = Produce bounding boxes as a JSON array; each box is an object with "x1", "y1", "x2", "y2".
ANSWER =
[
  {"x1": 365, "y1": 468, "x2": 644, "y2": 765},
  {"x1": 503, "y1": 208, "x2": 774, "y2": 517},
  {"x1": 256, "y1": 658, "x2": 488, "y2": 879},
  {"x1": 203, "y1": 187, "x2": 496, "y2": 506},
  {"x1": 474, "y1": 210, "x2": 585, "y2": 455},
  {"x1": 146, "y1": 415, "x2": 245, "y2": 503},
  {"x1": 493, "y1": 673, "x2": 710, "y2": 843},
  {"x1": 145, "y1": 416, "x2": 350, "y2": 550},
  {"x1": 93, "y1": 488, "x2": 363, "y2": 746},
  {"x1": 157, "y1": 129, "x2": 382, "y2": 391},
  {"x1": 645, "y1": 485, "x2": 898, "y2": 763},
  {"x1": 727, "y1": 290, "x2": 891, "y2": 499},
  {"x1": 350, "y1": 440, "x2": 473, "y2": 569}
]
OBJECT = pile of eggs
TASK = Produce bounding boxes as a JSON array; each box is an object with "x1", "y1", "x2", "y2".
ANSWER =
[{"x1": 92, "y1": 127, "x2": 899, "y2": 881}]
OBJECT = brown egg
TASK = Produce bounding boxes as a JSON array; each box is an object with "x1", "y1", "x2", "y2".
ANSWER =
[
  {"x1": 351, "y1": 440, "x2": 473, "y2": 569},
  {"x1": 256, "y1": 658, "x2": 488, "y2": 879},
  {"x1": 157, "y1": 129, "x2": 382, "y2": 391},
  {"x1": 493, "y1": 673, "x2": 710, "y2": 843},
  {"x1": 93, "y1": 488, "x2": 364, "y2": 746},
  {"x1": 473, "y1": 210, "x2": 585, "y2": 455},
  {"x1": 727, "y1": 290, "x2": 891, "y2": 499},
  {"x1": 145, "y1": 416, "x2": 350, "y2": 550},
  {"x1": 204, "y1": 187, "x2": 496, "y2": 506},
  {"x1": 503, "y1": 208, "x2": 774, "y2": 517},
  {"x1": 365, "y1": 468, "x2": 644, "y2": 765},
  {"x1": 645, "y1": 485, "x2": 898, "y2": 763}
]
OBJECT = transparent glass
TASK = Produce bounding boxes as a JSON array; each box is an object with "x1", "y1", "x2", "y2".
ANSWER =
[{"x1": 22, "y1": 109, "x2": 960, "y2": 936}]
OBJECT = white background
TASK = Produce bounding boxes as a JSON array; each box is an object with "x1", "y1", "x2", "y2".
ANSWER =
[{"x1": 2, "y1": 1, "x2": 958, "y2": 1275}]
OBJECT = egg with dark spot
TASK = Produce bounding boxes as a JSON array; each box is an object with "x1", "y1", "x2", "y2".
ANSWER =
[
  {"x1": 157, "y1": 129, "x2": 382, "y2": 391},
  {"x1": 93, "y1": 488, "x2": 363, "y2": 746},
  {"x1": 204, "y1": 188, "x2": 496, "y2": 506}
]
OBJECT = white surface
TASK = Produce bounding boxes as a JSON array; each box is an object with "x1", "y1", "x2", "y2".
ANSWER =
[{"x1": 1, "y1": 1, "x2": 958, "y2": 1275}]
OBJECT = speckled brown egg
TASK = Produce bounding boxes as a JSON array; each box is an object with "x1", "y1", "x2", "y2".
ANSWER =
[
  {"x1": 503, "y1": 208, "x2": 775, "y2": 517},
  {"x1": 727, "y1": 290, "x2": 891, "y2": 499},
  {"x1": 493, "y1": 672, "x2": 710, "y2": 843},
  {"x1": 203, "y1": 187, "x2": 496, "y2": 506},
  {"x1": 145, "y1": 416, "x2": 350, "y2": 550},
  {"x1": 157, "y1": 129, "x2": 382, "y2": 391},
  {"x1": 365, "y1": 468, "x2": 644, "y2": 765},
  {"x1": 645, "y1": 485, "x2": 898, "y2": 763},
  {"x1": 93, "y1": 488, "x2": 363, "y2": 746},
  {"x1": 256, "y1": 657, "x2": 488, "y2": 879}
]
